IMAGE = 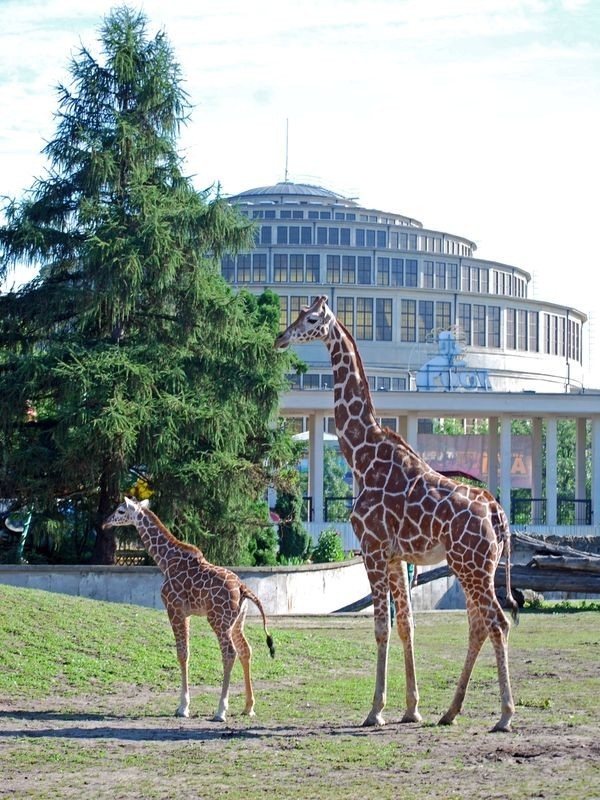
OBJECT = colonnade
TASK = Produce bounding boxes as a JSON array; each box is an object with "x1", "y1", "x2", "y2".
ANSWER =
[{"x1": 288, "y1": 396, "x2": 600, "y2": 528}]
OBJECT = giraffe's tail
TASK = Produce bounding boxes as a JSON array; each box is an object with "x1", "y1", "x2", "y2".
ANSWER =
[
  {"x1": 242, "y1": 586, "x2": 275, "y2": 658},
  {"x1": 501, "y1": 521, "x2": 519, "y2": 626}
]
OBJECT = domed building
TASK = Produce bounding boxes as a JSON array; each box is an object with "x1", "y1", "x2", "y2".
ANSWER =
[{"x1": 221, "y1": 182, "x2": 599, "y2": 537}]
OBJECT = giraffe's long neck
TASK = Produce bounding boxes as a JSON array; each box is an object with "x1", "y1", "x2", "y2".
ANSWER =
[
  {"x1": 325, "y1": 320, "x2": 382, "y2": 470},
  {"x1": 134, "y1": 509, "x2": 183, "y2": 573}
]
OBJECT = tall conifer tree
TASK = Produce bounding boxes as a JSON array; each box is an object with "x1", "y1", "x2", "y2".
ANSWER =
[{"x1": 0, "y1": 7, "x2": 295, "y2": 564}]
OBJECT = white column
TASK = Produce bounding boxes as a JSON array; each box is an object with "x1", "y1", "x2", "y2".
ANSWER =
[
  {"x1": 488, "y1": 416, "x2": 499, "y2": 498},
  {"x1": 309, "y1": 412, "x2": 325, "y2": 523},
  {"x1": 546, "y1": 416, "x2": 558, "y2": 526},
  {"x1": 532, "y1": 417, "x2": 544, "y2": 523},
  {"x1": 406, "y1": 413, "x2": 419, "y2": 450},
  {"x1": 576, "y1": 417, "x2": 587, "y2": 503},
  {"x1": 592, "y1": 416, "x2": 600, "y2": 527},
  {"x1": 499, "y1": 415, "x2": 512, "y2": 519}
]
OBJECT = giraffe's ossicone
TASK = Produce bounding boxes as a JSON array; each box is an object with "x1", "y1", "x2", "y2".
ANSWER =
[
  {"x1": 276, "y1": 295, "x2": 518, "y2": 732},
  {"x1": 103, "y1": 496, "x2": 274, "y2": 722}
]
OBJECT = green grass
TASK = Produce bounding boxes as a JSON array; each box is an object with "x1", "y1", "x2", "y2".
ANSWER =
[{"x1": 0, "y1": 585, "x2": 599, "y2": 800}]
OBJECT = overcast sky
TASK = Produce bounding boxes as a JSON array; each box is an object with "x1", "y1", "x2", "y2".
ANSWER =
[{"x1": 1, "y1": 0, "x2": 599, "y2": 382}]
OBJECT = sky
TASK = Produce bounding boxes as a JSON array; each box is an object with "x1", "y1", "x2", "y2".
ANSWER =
[{"x1": 1, "y1": 0, "x2": 599, "y2": 382}]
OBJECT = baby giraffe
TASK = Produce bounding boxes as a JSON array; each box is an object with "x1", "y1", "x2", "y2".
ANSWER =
[{"x1": 103, "y1": 496, "x2": 275, "y2": 722}]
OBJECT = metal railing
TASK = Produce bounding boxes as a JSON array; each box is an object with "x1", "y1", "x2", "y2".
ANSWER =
[{"x1": 510, "y1": 497, "x2": 592, "y2": 526}]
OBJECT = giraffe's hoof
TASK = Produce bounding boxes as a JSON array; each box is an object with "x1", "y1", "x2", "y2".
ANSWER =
[
  {"x1": 212, "y1": 713, "x2": 227, "y2": 723},
  {"x1": 401, "y1": 711, "x2": 422, "y2": 724},
  {"x1": 438, "y1": 713, "x2": 457, "y2": 726},
  {"x1": 490, "y1": 721, "x2": 512, "y2": 733},
  {"x1": 175, "y1": 709, "x2": 190, "y2": 718},
  {"x1": 362, "y1": 712, "x2": 385, "y2": 727},
  {"x1": 242, "y1": 708, "x2": 256, "y2": 717}
]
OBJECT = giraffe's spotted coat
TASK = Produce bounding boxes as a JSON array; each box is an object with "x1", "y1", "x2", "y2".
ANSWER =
[
  {"x1": 275, "y1": 295, "x2": 518, "y2": 732},
  {"x1": 103, "y1": 497, "x2": 274, "y2": 722}
]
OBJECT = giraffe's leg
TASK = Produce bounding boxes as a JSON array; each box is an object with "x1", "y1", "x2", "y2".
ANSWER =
[
  {"x1": 232, "y1": 605, "x2": 256, "y2": 717},
  {"x1": 438, "y1": 597, "x2": 487, "y2": 727},
  {"x1": 211, "y1": 623, "x2": 237, "y2": 723},
  {"x1": 167, "y1": 608, "x2": 191, "y2": 718},
  {"x1": 363, "y1": 574, "x2": 390, "y2": 727},
  {"x1": 389, "y1": 560, "x2": 422, "y2": 723},
  {"x1": 440, "y1": 580, "x2": 514, "y2": 732}
]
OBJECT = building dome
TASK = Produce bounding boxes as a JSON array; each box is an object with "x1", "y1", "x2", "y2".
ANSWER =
[{"x1": 227, "y1": 181, "x2": 355, "y2": 204}]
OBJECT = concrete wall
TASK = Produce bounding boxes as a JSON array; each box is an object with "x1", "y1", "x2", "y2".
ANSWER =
[{"x1": 0, "y1": 558, "x2": 465, "y2": 614}]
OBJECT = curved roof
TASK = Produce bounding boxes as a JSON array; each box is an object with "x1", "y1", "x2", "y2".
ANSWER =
[{"x1": 227, "y1": 181, "x2": 356, "y2": 204}]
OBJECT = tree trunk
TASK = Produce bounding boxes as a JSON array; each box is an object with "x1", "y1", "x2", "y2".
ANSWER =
[{"x1": 89, "y1": 461, "x2": 121, "y2": 564}]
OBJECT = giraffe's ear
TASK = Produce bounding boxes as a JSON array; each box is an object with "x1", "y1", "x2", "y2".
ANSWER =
[{"x1": 139, "y1": 499, "x2": 150, "y2": 509}]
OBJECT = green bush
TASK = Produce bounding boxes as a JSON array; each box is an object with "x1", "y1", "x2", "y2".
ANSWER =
[{"x1": 311, "y1": 527, "x2": 345, "y2": 563}]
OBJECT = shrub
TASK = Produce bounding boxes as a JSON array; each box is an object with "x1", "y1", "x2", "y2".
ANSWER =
[{"x1": 311, "y1": 527, "x2": 345, "y2": 563}]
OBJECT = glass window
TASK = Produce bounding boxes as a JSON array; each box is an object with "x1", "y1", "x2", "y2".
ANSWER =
[
  {"x1": 357, "y1": 256, "x2": 372, "y2": 284},
  {"x1": 265, "y1": 210, "x2": 276, "y2": 219},
  {"x1": 317, "y1": 227, "x2": 328, "y2": 245},
  {"x1": 279, "y1": 296, "x2": 288, "y2": 331},
  {"x1": 303, "y1": 374, "x2": 320, "y2": 389},
  {"x1": 473, "y1": 304, "x2": 486, "y2": 346},
  {"x1": 356, "y1": 297, "x2": 373, "y2": 340},
  {"x1": 423, "y1": 260, "x2": 434, "y2": 289},
  {"x1": 337, "y1": 297, "x2": 354, "y2": 330},
  {"x1": 221, "y1": 255, "x2": 235, "y2": 281},
  {"x1": 377, "y1": 257, "x2": 389, "y2": 286},
  {"x1": 340, "y1": 228, "x2": 351, "y2": 246},
  {"x1": 277, "y1": 226, "x2": 288, "y2": 245},
  {"x1": 458, "y1": 303, "x2": 472, "y2": 345},
  {"x1": 376, "y1": 298, "x2": 392, "y2": 341},
  {"x1": 326, "y1": 255, "x2": 341, "y2": 283},
  {"x1": 376, "y1": 230, "x2": 387, "y2": 248},
  {"x1": 342, "y1": 255, "x2": 356, "y2": 284},
  {"x1": 292, "y1": 210, "x2": 303, "y2": 219},
  {"x1": 436, "y1": 301, "x2": 451, "y2": 331},
  {"x1": 301, "y1": 226, "x2": 312, "y2": 244},
  {"x1": 435, "y1": 261, "x2": 446, "y2": 289},
  {"x1": 308, "y1": 210, "x2": 319, "y2": 220},
  {"x1": 399, "y1": 233, "x2": 408, "y2": 250},
  {"x1": 290, "y1": 295, "x2": 308, "y2": 321},
  {"x1": 289, "y1": 226, "x2": 300, "y2": 245},
  {"x1": 319, "y1": 211, "x2": 331, "y2": 220},
  {"x1": 447, "y1": 263, "x2": 458, "y2": 290},
  {"x1": 252, "y1": 253, "x2": 267, "y2": 282},
  {"x1": 391, "y1": 258, "x2": 403, "y2": 286},
  {"x1": 528, "y1": 311, "x2": 538, "y2": 352},
  {"x1": 260, "y1": 226, "x2": 272, "y2": 245},
  {"x1": 506, "y1": 308, "x2": 516, "y2": 349},
  {"x1": 418, "y1": 300, "x2": 433, "y2": 343},
  {"x1": 237, "y1": 254, "x2": 251, "y2": 283},
  {"x1": 480, "y1": 269, "x2": 489, "y2": 294},
  {"x1": 289, "y1": 254, "x2": 304, "y2": 282},
  {"x1": 405, "y1": 259, "x2": 417, "y2": 287},
  {"x1": 517, "y1": 309, "x2": 527, "y2": 350},
  {"x1": 356, "y1": 229, "x2": 365, "y2": 247},
  {"x1": 401, "y1": 299, "x2": 416, "y2": 342},
  {"x1": 306, "y1": 254, "x2": 320, "y2": 283},
  {"x1": 329, "y1": 227, "x2": 339, "y2": 245},
  {"x1": 274, "y1": 254, "x2": 288, "y2": 282},
  {"x1": 392, "y1": 377, "x2": 407, "y2": 391},
  {"x1": 366, "y1": 230, "x2": 376, "y2": 247},
  {"x1": 488, "y1": 306, "x2": 501, "y2": 348}
]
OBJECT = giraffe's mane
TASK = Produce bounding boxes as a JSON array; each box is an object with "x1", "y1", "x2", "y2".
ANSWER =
[
  {"x1": 141, "y1": 506, "x2": 204, "y2": 558},
  {"x1": 334, "y1": 317, "x2": 378, "y2": 415}
]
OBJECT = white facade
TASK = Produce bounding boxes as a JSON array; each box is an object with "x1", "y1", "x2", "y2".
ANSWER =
[{"x1": 223, "y1": 182, "x2": 587, "y2": 394}]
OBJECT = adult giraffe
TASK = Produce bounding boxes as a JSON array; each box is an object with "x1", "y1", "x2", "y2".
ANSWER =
[{"x1": 275, "y1": 295, "x2": 518, "y2": 732}]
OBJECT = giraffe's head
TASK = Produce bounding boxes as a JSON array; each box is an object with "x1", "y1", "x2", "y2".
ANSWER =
[
  {"x1": 102, "y1": 496, "x2": 149, "y2": 528},
  {"x1": 274, "y1": 295, "x2": 335, "y2": 350}
]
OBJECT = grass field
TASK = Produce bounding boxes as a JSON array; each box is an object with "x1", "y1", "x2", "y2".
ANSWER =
[{"x1": 0, "y1": 584, "x2": 599, "y2": 799}]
